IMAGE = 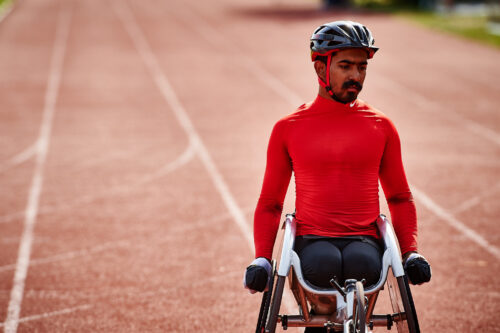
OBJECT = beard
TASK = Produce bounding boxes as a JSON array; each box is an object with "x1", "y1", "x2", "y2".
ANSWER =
[{"x1": 330, "y1": 80, "x2": 363, "y2": 104}]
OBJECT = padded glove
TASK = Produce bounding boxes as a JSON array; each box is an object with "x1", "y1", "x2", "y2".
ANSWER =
[
  {"x1": 404, "y1": 253, "x2": 431, "y2": 285},
  {"x1": 243, "y1": 257, "x2": 271, "y2": 294}
]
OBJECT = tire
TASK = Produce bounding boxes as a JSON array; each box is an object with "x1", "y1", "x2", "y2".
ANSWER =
[
  {"x1": 397, "y1": 276, "x2": 420, "y2": 333},
  {"x1": 255, "y1": 260, "x2": 276, "y2": 333},
  {"x1": 387, "y1": 271, "x2": 420, "y2": 333},
  {"x1": 354, "y1": 281, "x2": 366, "y2": 333},
  {"x1": 265, "y1": 275, "x2": 286, "y2": 333}
]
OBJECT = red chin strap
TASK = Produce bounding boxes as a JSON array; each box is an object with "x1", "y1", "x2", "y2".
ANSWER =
[
  {"x1": 314, "y1": 49, "x2": 338, "y2": 97},
  {"x1": 318, "y1": 53, "x2": 334, "y2": 97}
]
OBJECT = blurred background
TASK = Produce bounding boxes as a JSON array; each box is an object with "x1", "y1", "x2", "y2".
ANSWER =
[{"x1": 0, "y1": 0, "x2": 498, "y2": 332}]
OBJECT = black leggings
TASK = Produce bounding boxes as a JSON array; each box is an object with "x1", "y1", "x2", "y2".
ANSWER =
[{"x1": 294, "y1": 236, "x2": 383, "y2": 288}]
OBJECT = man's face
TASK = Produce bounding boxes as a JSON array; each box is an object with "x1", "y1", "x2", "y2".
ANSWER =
[{"x1": 327, "y1": 48, "x2": 368, "y2": 103}]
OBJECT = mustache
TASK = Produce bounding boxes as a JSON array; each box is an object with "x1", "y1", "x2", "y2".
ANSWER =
[{"x1": 342, "y1": 80, "x2": 363, "y2": 90}]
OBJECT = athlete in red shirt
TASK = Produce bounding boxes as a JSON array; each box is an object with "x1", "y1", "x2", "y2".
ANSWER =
[
  {"x1": 244, "y1": 22, "x2": 430, "y2": 303},
  {"x1": 254, "y1": 95, "x2": 417, "y2": 259}
]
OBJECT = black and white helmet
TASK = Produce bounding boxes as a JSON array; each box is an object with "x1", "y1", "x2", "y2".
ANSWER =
[{"x1": 310, "y1": 21, "x2": 378, "y2": 60}]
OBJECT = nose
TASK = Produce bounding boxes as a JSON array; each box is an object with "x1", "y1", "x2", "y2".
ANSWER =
[{"x1": 349, "y1": 68, "x2": 362, "y2": 81}]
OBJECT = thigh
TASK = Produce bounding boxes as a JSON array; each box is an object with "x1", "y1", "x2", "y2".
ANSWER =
[
  {"x1": 296, "y1": 239, "x2": 342, "y2": 288},
  {"x1": 342, "y1": 240, "x2": 382, "y2": 287}
]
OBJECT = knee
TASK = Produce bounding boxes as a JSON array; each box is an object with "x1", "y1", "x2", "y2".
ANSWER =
[
  {"x1": 342, "y1": 243, "x2": 382, "y2": 287},
  {"x1": 299, "y1": 241, "x2": 341, "y2": 288}
]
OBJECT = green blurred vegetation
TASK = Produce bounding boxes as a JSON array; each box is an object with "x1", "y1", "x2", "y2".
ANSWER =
[
  {"x1": 352, "y1": 0, "x2": 424, "y2": 10},
  {"x1": 0, "y1": 0, "x2": 13, "y2": 11},
  {"x1": 401, "y1": 12, "x2": 500, "y2": 48},
  {"x1": 351, "y1": 0, "x2": 500, "y2": 48}
]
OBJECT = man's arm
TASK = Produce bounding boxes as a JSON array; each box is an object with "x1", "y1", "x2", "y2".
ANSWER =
[
  {"x1": 244, "y1": 120, "x2": 292, "y2": 293},
  {"x1": 379, "y1": 118, "x2": 430, "y2": 285},
  {"x1": 253, "y1": 120, "x2": 293, "y2": 260},
  {"x1": 379, "y1": 119, "x2": 417, "y2": 255}
]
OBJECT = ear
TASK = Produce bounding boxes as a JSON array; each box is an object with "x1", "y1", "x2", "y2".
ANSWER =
[{"x1": 314, "y1": 60, "x2": 326, "y2": 82}]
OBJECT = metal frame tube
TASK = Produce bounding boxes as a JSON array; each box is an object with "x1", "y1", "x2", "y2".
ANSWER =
[
  {"x1": 279, "y1": 315, "x2": 341, "y2": 328},
  {"x1": 365, "y1": 292, "x2": 379, "y2": 323},
  {"x1": 296, "y1": 281, "x2": 310, "y2": 322}
]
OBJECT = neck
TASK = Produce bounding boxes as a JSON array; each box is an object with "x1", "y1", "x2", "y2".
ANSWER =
[
  {"x1": 318, "y1": 86, "x2": 331, "y2": 100},
  {"x1": 317, "y1": 86, "x2": 353, "y2": 104}
]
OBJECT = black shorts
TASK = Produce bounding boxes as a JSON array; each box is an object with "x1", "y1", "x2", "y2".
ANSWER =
[{"x1": 294, "y1": 235, "x2": 383, "y2": 288}]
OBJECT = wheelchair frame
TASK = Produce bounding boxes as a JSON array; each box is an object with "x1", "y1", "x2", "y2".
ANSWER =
[{"x1": 255, "y1": 214, "x2": 420, "y2": 333}]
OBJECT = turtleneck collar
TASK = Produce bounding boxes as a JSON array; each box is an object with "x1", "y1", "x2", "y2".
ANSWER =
[{"x1": 311, "y1": 94, "x2": 359, "y2": 111}]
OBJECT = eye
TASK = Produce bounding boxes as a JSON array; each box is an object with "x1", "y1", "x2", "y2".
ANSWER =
[{"x1": 340, "y1": 64, "x2": 350, "y2": 70}]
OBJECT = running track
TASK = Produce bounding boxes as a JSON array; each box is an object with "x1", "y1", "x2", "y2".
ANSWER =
[{"x1": 0, "y1": 0, "x2": 499, "y2": 332}]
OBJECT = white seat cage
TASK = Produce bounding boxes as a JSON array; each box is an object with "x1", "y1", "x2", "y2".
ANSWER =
[{"x1": 271, "y1": 213, "x2": 415, "y2": 330}]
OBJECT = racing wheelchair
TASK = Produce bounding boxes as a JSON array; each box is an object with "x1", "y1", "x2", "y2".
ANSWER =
[{"x1": 255, "y1": 214, "x2": 420, "y2": 333}]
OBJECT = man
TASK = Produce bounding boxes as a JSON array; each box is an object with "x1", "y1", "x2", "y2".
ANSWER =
[{"x1": 244, "y1": 21, "x2": 431, "y2": 329}]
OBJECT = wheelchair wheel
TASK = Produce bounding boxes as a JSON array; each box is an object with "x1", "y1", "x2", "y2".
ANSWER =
[
  {"x1": 353, "y1": 281, "x2": 366, "y2": 333},
  {"x1": 255, "y1": 260, "x2": 277, "y2": 333},
  {"x1": 387, "y1": 272, "x2": 420, "y2": 333},
  {"x1": 265, "y1": 275, "x2": 286, "y2": 333}
]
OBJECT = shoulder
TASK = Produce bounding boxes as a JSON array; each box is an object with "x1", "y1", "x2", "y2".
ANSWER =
[
  {"x1": 356, "y1": 100, "x2": 387, "y2": 118},
  {"x1": 273, "y1": 101, "x2": 314, "y2": 128},
  {"x1": 357, "y1": 100, "x2": 398, "y2": 132}
]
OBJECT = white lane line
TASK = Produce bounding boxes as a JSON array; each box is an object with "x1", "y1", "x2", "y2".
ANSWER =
[
  {"x1": 2, "y1": 273, "x2": 240, "y2": 324},
  {"x1": 0, "y1": 142, "x2": 38, "y2": 174},
  {"x1": 3, "y1": 6, "x2": 72, "y2": 333},
  {"x1": 0, "y1": 240, "x2": 129, "y2": 273},
  {"x1": 0, "y1": 205, "x2": 254, "y2": 273},
  {"x1": 69, "y1": 142, "x2": 196, "y2": 204},
  {"x1": 175, "y1": 2, "x2": 301, "y2": 315},
  {"x1": 179, "y1": 2, "x2": 304, "y2": 108},
  {"x1": 412, "y1": 186, "x2": 500, "y2": 259},
  {"x1": 0, "y1": 143, "x2": 195, "y2": 225},
  {"x1": 0, "y1": 305, "x2": 92, "y2": 328},
  {"x1": 123, "y1": 143, "x2": 195, "y2": 187},
  {"x1": 451, "y1": 182, "x2": 500, "y2": 215},
  {"x1": 375, "y1": 75, "x2": 500, "y2": 146},
  {"x1": 112, "y1": 0, "x2": 253, "y2": 250},
  {"x1": 0, "y1": 273, "x2": 240, "y2": 327},
  {"x1": 180, "y1": 3, "x2": 500, "y2": 262}
]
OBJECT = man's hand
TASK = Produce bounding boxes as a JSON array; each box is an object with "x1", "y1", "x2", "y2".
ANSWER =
[
  {"x1": 243, "y1": 257, "x2": 272, "y2": 294},
  {"x1": 403, "y1": 252, "x2": 431, "y2": 285}
]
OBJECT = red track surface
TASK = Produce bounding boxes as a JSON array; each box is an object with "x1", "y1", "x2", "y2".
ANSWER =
[{"x1": 0, "y1": 0, "x2": 499, "y2": 332}]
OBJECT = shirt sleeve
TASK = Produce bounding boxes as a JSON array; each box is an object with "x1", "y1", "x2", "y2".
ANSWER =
[
  {"x1": 379, "y1": 119, "x2": 418, "y2": 255},
  {"x1": 254, "y1": 120, "x2": 293, "y2": 259}
]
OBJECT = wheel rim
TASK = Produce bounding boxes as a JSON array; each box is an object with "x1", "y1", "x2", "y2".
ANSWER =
[
  {"x1": 386, "y1": 271, "x2": 420, "y2": 333},
  {"x1": 354, "y1": 281, "x2": 366, "y2": 333}
]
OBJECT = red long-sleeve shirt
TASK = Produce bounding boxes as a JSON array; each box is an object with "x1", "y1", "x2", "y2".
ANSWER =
[{"x1": 254, "y1": 95, "x2": 417, "y2": 259}]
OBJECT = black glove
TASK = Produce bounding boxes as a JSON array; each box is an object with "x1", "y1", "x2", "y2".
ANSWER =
[
  {"x1": 404, "y1": 253, "x2": 431, "y2": 285},
  {"x1": 243, "y1": 258, "x2": 271, "y2": 293}
]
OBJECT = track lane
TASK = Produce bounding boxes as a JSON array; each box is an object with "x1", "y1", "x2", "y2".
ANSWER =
[
  {"x1": 2, "y1": 0, "x2": 261, "y2": 331},
  {"x1": 4, "y1": 3, "x2": 71, "y2": 331},
  {"x1": 0, "y1": 0, "x2": 69, "y2": 325},
  {"x1": 148, "y1": 0, "x2": 500, "y2": 331},
  {"x1": 1, "y1": 0, "x2": 499, "y2": 332}
]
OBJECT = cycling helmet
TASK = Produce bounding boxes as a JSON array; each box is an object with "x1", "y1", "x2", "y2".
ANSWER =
[
  {"x1": 310, "y1": 20, "x2": 378, "y2": 61},
  {"x1": 310, "y1": 21, "x2": 378, "y2": 99}
]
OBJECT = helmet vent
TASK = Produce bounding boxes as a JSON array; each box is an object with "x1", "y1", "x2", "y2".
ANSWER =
[
  {"x1": 338, "y1": 24, "x2": 349, "y2": 34},
  {"x1": 354, "y1": 25, "x2": 364, "y2": 41},
  {"x1": 363, "y1": 26, "x2": 370, "y2": 37},
  {"x1": 326, "y1": 29, "x2": 344, "y2": 38},
  {"x1": 310, "y1": 21, "x2": 378, "y2": 59},
  {"x1": 327, "y1": 40, "x2": 342, "y2": 46},
  {"x1": 314, "y1": 26, "x2": 324, "y2": 34}
]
